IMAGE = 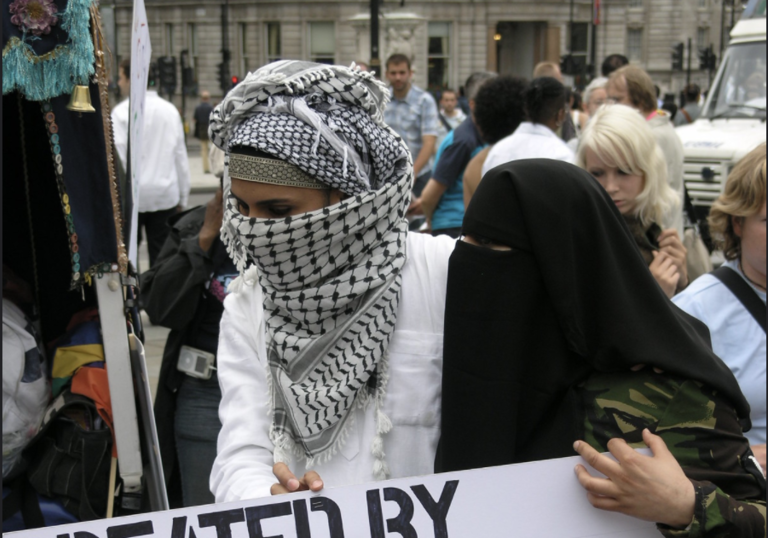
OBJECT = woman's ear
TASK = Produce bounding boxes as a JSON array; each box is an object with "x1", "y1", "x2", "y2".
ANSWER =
[
  {"x1": 557, "y1": 107, "x2": 567, "y2": 127},
  {"x1": 732, "y1": 215, "x2": 744, "y2": 238}
]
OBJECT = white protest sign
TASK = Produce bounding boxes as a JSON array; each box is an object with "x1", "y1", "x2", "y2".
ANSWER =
[
  {"x1": 127, "y1": 0, "x2": 151, "y2": 267},
  {"x1": 6, "y1": 453, "x2": 659, "y2": 538}
]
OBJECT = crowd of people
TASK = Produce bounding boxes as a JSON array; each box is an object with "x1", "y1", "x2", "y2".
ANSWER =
[{"x1": 111, "y1": 50, "x2": 765, "y2": 536}]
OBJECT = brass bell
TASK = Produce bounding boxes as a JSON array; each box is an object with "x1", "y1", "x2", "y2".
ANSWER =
[{"x1": 66, "y1": 85, "x2": 96, "y2": 113}]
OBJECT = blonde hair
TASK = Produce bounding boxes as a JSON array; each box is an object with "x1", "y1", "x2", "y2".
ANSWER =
[
  {"x1": 708, "y1": 143, "x2": 767, "y2": 260},
  {"x1": 576, "y1": 104, "x2": 679, "y2": 226}
]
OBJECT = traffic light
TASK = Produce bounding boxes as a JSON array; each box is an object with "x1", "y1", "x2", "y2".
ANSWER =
[
  {"x1": 671, "y1": 42, "x2": 684, "y2": 71},
  {"x1": 698, "y1": 45, "x2": 716, "y2": 71},
  {"x1": 231, "y1": 75, "x2": 240, "y2": 87},
  {"x1": 182, "y1": 67, "x2": 196, "y2": 95},
  {"x1": 217, "y1": 62, "x2": 231, "y2": 92},
  {"x1": 147, "y1": 62, "x2": 159, "y2": 87},
  {"x1": 157, "y1": 56, "x2": 177, "y2": 94},
  {"x1": 560, "y1": 54, "x2": 574, "y2": 75}
]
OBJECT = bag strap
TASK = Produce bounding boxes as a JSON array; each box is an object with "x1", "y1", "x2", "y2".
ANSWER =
[
  {"x1": 681, "y1": 108, "x2": 693, "y2": 124},
  {"x1": 438, "y1": 113, "x2": 453, "y2": 133},
  {"x1": 712, "y1": 266, "x2": 766, "y2": 332},
  {"x1": 2, "y1": 476, "x2": 46, "y2": 529},
  {"x1": 683, "y1": 185, "x2": 699, "y2": 227}
]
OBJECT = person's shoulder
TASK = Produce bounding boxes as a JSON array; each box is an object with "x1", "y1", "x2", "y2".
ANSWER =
[
  {"x1": 111, "y1": 98, "x2": 129, "y2": 118},
  {"x1": 223, "y1": 266, "x2": 263, "y2": 318},
  {"x1": 406, "y1": 232, "x2": 455, "y2": 270},
  {"x1": 171, "y1": 205, "x2": 207, "y2": 231},
  {"x1": 412, "y1": 85, "x2": 436, "y2": 105},
  {"x1": 672, "y1": 273, "x2": 726, "y2": 311}
]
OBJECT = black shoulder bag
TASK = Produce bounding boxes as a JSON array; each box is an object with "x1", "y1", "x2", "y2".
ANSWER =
[{"x1": 712, "y1": 265, "x2": 766, "y2": 332}]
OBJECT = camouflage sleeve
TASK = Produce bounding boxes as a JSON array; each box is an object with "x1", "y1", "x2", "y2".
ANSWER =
[
  {"x1": 579, "y1": 369, "x2": 766, "y2": 538},
  {"x1": 657, "y1": 480, "x2": 766, "y2": 538}
]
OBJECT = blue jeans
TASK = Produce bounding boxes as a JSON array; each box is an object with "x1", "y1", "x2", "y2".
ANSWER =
[{"x1": 174, "y1": 372, "x2": 222, "y2": 507}]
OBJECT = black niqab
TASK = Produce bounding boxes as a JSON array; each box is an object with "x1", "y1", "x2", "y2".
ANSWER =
[{"x1": 435, "y1": 159, "x2": 751, "y2": 473}]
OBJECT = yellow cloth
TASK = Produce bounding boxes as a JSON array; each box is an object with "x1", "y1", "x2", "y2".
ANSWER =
[{"x1": 51, "y1": 344, "x2": 105, "y2": 379}]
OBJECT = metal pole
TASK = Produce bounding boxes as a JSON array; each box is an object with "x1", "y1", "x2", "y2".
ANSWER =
[
  {"x1": 686, "y1": 37, "x2": 692, "y2": 87},
  {"x1": 569, "y1": 0, "x2": 575, "y2": 52},
  {"x1": 221, "y1": 0, "x2": 231, "y2": 92},
  {"x1": 720, "y1": 0, "x2": 726, "y2": 57},
  {"x1": 370, "y1": 0, "x2": 380, "y2": 77},
  {"x1": 590, "y1": 1, "x2": 597, "y2": 80}
]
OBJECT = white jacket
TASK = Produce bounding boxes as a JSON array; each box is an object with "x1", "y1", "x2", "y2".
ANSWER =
[{"x1": 211, "y1": 232, "x2": 455, "y2": 502}]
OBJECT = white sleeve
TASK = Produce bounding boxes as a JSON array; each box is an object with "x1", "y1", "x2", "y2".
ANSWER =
[
  {"x1": 111, "y1": 106, "x2": 128, "y2": 171},
  {"x1": 211, "y1": 291, "x2": 276, "y2": 502},
  {"x1": 174, "y1": 115, "x2": 191, "y2": 209}
]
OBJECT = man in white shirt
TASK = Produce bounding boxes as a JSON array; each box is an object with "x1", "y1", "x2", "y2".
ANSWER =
[
  {"x1": 482, "y1": 76, "x2": 575, "y2": 177},
  {"x1": 112, "y1": 58, "x2": 191, "y2": 268}
]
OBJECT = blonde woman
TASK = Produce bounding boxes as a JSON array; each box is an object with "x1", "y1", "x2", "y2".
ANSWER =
[{"x1": 577, "y1": 104, "x2": 686, "y2": 297}]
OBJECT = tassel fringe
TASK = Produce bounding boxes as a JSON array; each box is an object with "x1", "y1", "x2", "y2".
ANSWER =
[{"x1": 2, "y1": 0, "x2": 95, "y2": 100}]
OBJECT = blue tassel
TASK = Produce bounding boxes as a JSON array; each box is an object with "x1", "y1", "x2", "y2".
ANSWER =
[{"x1": 2, "y1": 0, "x2": 95, "y2": 101}]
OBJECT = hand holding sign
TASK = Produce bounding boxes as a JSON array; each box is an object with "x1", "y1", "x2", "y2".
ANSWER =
[
  {"x1": 573, "y1": 428, "x2": 696, "y2": 530},
  {"x1": 271, "y1": 462, "x2": 325, "y2": 495}
]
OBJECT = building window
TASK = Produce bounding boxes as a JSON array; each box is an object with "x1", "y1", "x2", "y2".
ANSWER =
[
  {"x1": 164, "y1": 23, "x2": 174, "y2": 56},
  {"x1": 308, "y1": 22, "x2": 335, "y2": 64},
  {"x1": 697, "y1": 27, "x2": 710, "y2": 50},
  {"x1": 629, "y1": 0, "x2": 643, "y2": 8},
  {"x1": 627, "y1": 28, "x2": 643, "y2": 61},
  {"x1": 427, "y1": 22, "x2": 451, "y2": 94},
  {"x1": 699, "y1": 0, "x2": 707, "y2": 6},
  {"x1": 266, "y1": 22, "x2": 281, "y2": 63},
  {"x1": 187, "y1": 23, "x2": 198, "y2": 79},
  {"x1": 239, "y1": 23, "x2": 251, "y2": 77}
]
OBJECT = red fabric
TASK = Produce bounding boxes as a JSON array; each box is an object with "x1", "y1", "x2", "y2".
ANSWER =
[
  {"x1": 71, "y1": 366, "x2": 117, "y2": 457},
  {"x1": 65, "y1": 307, "x2": 100, "y2": 332}
]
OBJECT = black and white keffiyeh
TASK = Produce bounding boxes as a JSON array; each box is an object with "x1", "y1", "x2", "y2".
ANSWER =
[{"x1": 212, "y1": 60, "x2": 413, "y2": 477}]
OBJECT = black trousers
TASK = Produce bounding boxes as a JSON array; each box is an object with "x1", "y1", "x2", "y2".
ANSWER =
[{"x1": 138, "y1": 207, "x2": 177, "y2": 270}]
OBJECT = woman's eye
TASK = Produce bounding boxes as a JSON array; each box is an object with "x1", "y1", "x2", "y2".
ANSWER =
[
  {"x1": 589, "y1": 169, "x2": 603, "y2": 178},
  {"x1": 618, "y1": 169, "x2": 630, "y2": 176},
  {"x1": 267, "y1": 206, "x2": 292, "y2": 217},
  {"x1": 236, "y1": 201, "x2": 249, "y2": 216}
]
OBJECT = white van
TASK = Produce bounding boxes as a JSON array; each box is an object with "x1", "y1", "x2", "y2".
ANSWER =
[{"x1": 676, "y1": 0, "x2": 765, "y2": 214}]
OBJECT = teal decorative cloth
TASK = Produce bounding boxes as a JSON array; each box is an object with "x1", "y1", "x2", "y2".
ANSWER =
[{"x1": 2, "y1": 0, "x2": 95, "y2": 101}]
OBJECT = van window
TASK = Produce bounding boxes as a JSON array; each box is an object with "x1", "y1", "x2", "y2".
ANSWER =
[{"x1": 703, "y1": 42, "x2": 766, "y2": 119}]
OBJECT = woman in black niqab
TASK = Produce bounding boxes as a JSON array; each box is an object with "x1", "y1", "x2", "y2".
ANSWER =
[{"x1": 435, "y1": 158, "x2": 752, "y2": 473}]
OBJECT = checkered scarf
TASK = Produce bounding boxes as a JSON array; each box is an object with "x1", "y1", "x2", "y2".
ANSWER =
[{"x1": 212, "y1": 61, "x2": 412, "y2": 476}]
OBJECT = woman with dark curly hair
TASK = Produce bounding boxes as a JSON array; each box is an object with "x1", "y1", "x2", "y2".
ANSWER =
[
  {"x1": 673, "y1": 143, "x2": 767, "y2": 472},
  {"x1": 481, "y1": 76, "x2": 574, "y2": 177}
]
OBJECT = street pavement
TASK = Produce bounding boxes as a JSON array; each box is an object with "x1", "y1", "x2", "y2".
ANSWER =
[{"x1": 141, "y1": 150, "x2": 218, "y2": 399}]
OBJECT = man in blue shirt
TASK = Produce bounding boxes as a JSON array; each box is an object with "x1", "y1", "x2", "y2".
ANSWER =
[
  {"x1": 383, "y1": 53, "x2": 439, "y2": 197},
  {"x1": 415, "y1": 72, "x2": 496, "y2": 237}
]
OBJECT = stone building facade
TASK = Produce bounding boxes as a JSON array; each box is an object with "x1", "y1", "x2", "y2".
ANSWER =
[{"x1": 104, "y1": 0, "x2": 742, "y2": 125}]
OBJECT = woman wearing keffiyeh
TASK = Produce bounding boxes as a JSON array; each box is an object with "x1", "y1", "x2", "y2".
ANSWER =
[{"x1": 209, "y1": 60, "x2": 455, "y2": 501}]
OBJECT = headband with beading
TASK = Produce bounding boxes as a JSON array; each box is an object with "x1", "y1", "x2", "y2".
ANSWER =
[{"x1": 228, "y1": 153, "x2": 326, "y2": 190}]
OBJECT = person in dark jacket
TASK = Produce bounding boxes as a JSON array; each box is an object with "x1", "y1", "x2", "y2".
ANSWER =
[{"x1": 141, "y1": 183, "x2": 237, "y2": 507}]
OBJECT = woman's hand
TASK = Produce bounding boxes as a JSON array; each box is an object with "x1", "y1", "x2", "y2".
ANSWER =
[
  {"x1": 573, "y1": 429, "x2": 696, "y2": 529},
  {"x1": 270, "y1": 462, "x2": 324, "y2": 495},
  {"x1": 199, "y1": 188, "x2": 224, "y2": 253},
  {"x1": 657, "y1": 229, "x2": 688, "y2": 290},
  {"x1": 649, "y1": 250, "x2": 680, "y2": 298}
]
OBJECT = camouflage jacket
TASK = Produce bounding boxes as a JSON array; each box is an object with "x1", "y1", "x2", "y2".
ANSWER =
[{"x1": 578, "y1": 369, "x2": 766, "y2": 538}]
